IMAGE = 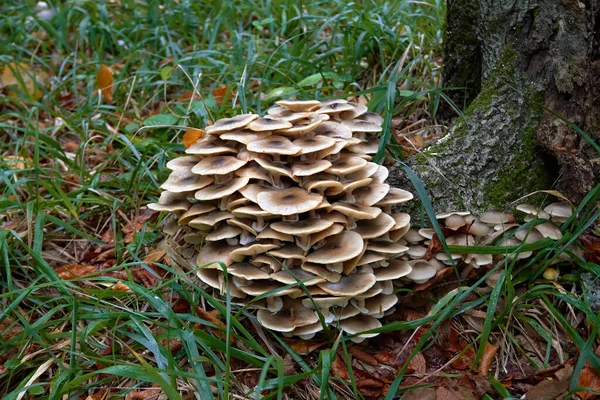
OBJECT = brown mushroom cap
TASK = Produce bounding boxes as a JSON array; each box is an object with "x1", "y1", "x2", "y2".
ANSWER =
[
  {"x1": 206, "y1": 113, "x2": 259, "y2": 135},
  {"x1": 189, "y1": 211, "x2": 233, "y2": 230},
  {"x1": 516, "y1": 204, "x2": 550, "y2": 219},
  {"x1": 366, "y1": 241, "x2": 409, "y2": 255},
  {"x1": 206, "y1": 224, "x2": 242, "y2": 242},
  {"x1": 268, "y1": 244, "x2": 307, "y2": 261},
  {"x1": 534, "y1": 221, "x2": 563, "y2": 240},
  {"x1": 161, "y1": 169, "x2": 214, "y2": 193},
  {"x1": 306, "y1": 231, "x2": 365, "y2": 264},
  {"x1": 230, "y1": 243, "x2": 278, "y2": 262},
  {"x1": 332, "y1": 202, "x2": 381, "y2": 220},
  {"x1": 308, "y1": 223, "x2": 345, "y2": 247},
  {"x1": 358, "y1": 111, "x2": 384, "y2": 125},
  {"x1": 301, "y1": 263, "x2": 341, "y2": 282},
  {"x1": 326, "y1": 156, "x2": 368, "y2": 175},
  {"x1": 316, "y1": 101, "x2": 355, "y2": 115},
  {"x1": 238, "y1": 183, "x2": 277, "y2": 203},
  {"x1": 256, "y1": 226, "x2": 294, "y2": 242},
  {"x1": 247, "y1": 135, "x2": 302, "y2": 155},
  {"x1": 196, "y1": 241, "x2": 240, "y2": 268},
  {"x1": 341, "y1": 119, "x2": 383, "y2": 133},
  {"x1": 364, "y1": 293, "x2": 399, "y2": 316},
  {"x1": 353, "y1": 183, "x2": 390, "y2": 206},
  {"x1": 354, "y1": 213, "x2": 396, "y2": 239},
  {"x1": 178, "y1": 203, "x2": 217, "y2": 225},
  {"x1": 405, "y1": 260, "x2": 436, "y2": 283},
  {"x1": 247, "y1": 116, "x2": 292, "y2": 132},
  {"x1": 228, "y1": 262, "x2": 271, "y2": 280},
  {"x1": 185, "y1": 139, "x2": 237, "y2": 156},
  {"x1": 318, "y1": 273, "x2": 376, "y2": 296},
  {"x1": 292, "y1": 160, "x2": 332, "y2": 177},
  {"x1": 311, "y1": 121, "x2": 353, "y2": 139},
  {"x1": 276, "y1": 113, "x2": 329, "y2": 137},
  {"x1": 270, "y1": 218, "x2": 334, "y2": 236},
  {"x1": 252, "y1": 157, "x2": 295, "y2": 181},
  {"x1": 235, "y1": 163, "x2": 273, "y2": 183},
  {"x1": 340, "y1": 314, "x2": 382, "y2": 341},
  {"x1": 339, "y1": 103, "x2": 368, "y2": 120},
  {"x1": 219, "y1": 130, "x2": 271, "y2": 145},
  {"x1": 374, "y1": 260, "x2": 412, "y2": 281},
  {"x1": 480, "y1": 211, "x2": 514, "y2": 225},
  {"x1": 166, "y1": 155, "x2": 201, "y2": 170},
  {"x1": 237, "y1": 280, "x2": 302, "y2": 298},
  {"x1": 376, "y1": 188, "x2": 414, "y2": 207},
  {"x1": 271, "y1": 268, "x2": 325, "y2": 286},
  {"x1": 544, "y1": 202, "x2": 572, "y2": 219},
  {"x1": 256, "y1": 299, "x2": 318, "y2": 332},
  {"x1": 194, "y1": 177, "x2": 250, "y2": 201},
  {"x1": 257, "y1": 187, "x2": 323, "y2": 216},
  {"x1": 347, "y1": 136, "x2": 380, "y2": 154},
  {"x1": 191, "y1": 155, "x2": 248, "y2": 175},
  {"x1": 276, "y1": 100, "x2": 321, "y2": 112}
]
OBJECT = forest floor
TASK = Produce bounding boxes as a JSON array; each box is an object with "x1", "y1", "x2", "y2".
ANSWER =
[{"x1": 1, "y1": 1, "x2": 600, "y2": 399}]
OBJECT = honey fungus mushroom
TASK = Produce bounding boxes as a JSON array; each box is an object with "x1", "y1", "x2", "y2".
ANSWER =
[{"x1": 149, "y1": 99, "x2": 423, "y2": 340}]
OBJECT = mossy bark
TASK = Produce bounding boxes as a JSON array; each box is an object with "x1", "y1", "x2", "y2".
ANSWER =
[{"x1": 389, "y1": 0, "x2": 600, "y2": 214}]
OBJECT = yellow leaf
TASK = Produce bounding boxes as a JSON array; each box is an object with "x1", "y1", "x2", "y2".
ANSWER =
[
  {"x1": 97, "y1": 64, "x2": 114, "y2": 103},
  {"x1": 0, "y1": 62, "x2": 45, "y2": 101},
  {"x1": 183, "y1": 128, "x2": 204, "y2": 148}
]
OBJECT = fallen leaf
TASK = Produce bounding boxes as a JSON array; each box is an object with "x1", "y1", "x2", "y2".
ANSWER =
[
  {"x1": 1, "y1": 155, "x2": 32, "y2": 170},
  {"x1": 132, "y1": 265, "x2": 163, "y2": 288},
  {"x1": 212, "y1": 85, "x2": 231, "y2": 105},
  {"x1": 435, "y1": 386, "x2": 473, "y2": 400},
  {"x1": 576, "y1": 366, "x2": 600, "y2": 400},
  {"x1": 289, "y1": 340, "x2": 327, "y2": 355},
  {"x1": 406, "y1": 352, "x2": 427, "y2": 374},
  {"x1": 477, "y1": 342, "x2": 498, "y2": 375},
  {"x1": 97, "y1": 64, "x2": 114, "y2": 103},
  {"x1": 55, "y1": 264, "x2": 99, "y2": 280},
  {"x1": 581, "y1": 235, "x2": 600, "y2": 263},
  {"x1": 401, "y1": 387, "x2": 436, "y2": 400},
  {"x1": 183, "y1": 127, "x2": 204, "y2": 148},
  {"x1": 332, "y1": 354, "x2": 348, "y2": 380},
  {"x1": 126, "y1": 386, "x2": 162, "y2": 400},
  {"x1": 111, "y1": 282, "x2": 132, "y2": 292},
  {"x1": 526, "y1": 364, "x2": 573, "y2": 400},
  {"x1": 349, "y1": 346, "x2": 379, "y2": 366},
  {"x1": 423, "y1": 233, "x2": 443, "y2": 260},
  {"x1": 143, "y1": 248, "x2": 166, "y2": 264},
  {"x1": 0, "y1": 62, "x2": 45, "y2": 100},
  {"x1": 1, "y1": 221, "x2": 19, "y2": 230}
]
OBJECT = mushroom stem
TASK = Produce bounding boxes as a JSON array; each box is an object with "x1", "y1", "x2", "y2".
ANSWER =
[
  {"x1": 346, "y1": 216, "x2": 357, "y2": 230},
  {"x1": 252, "y1": 216, "x2": 267, "y2": 232},
  {"x1": 328, "y1": 262, "x2": 343, "y2": 273},
  {"x1": 239, "y1": 231, "x2": 254, "y2": 245},
  {"x1": 226, "y1": 237, "x2": 239, "y2": 246},
  {"x1": 296, "y1": 236, "x2": 311, "y2": 252},
  {"x1": 282, "y1": 214, "x2": 300, "y2": 222}
]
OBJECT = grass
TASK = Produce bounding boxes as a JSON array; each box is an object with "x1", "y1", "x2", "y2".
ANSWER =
[{"x1": 1, "y1": 0, "x2": 599, "y2": 399}]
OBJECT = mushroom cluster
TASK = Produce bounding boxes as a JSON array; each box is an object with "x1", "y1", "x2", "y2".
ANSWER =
[
  {"x1": 150, "y1": 100, "x2": 419, "y2": 341},
  {"x1": 400, "y1": 202, "x2": 572, "y2": 278}
]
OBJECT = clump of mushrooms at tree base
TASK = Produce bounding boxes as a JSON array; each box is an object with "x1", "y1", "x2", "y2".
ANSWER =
[{"x1": 149, "y1": 99, "x2": 573, "y2": 342}]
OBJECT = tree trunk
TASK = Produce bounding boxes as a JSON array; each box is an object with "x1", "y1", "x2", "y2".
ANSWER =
[{"x1": 389, "y1": 0, "x2": 600, "y2": 214}]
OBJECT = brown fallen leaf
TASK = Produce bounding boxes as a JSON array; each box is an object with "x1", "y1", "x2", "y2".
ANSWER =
[
  {"x1": 581, "y1": 235, "x2": 600, "y2": 263},
  {"x1": 97, "y1": 64, "x2": 114, "y2": 103},
  {"x1": 435, "y1": 386, "x2": 474, "y2": 400},
  {"x1": 401, "y1": 387, "x2": 437, "y2": 400},
  {"x1": 332, "y1": 354, "x2": 348, "y2": 380},
  {"x1": 576, "y1": 366, "x2": 600, "y2": 400},
  {"x1": 526, "y1": 364, "x2": 573, "y2": 400},
  {"x1": 126, "y1": 386, "x2": 162, "y2": 400},
  {"x1": 406, "y1": 352, "x2": 427, "y2": 374},
  {"x1": 55, "y1": 264, "x2": 99, "y2": 280},
  {"x1": 143, "y1": 248, "x2": 166, "y2": 264},
  {"x1": 0, "y1": 62, "x2": 45, "y2": 100},
  {"x1": 212, "y1": 85, "x2": 231, "y2": 105},
  {"x1": 477, "y1": 342, "x2": 499, "y2": 375},
  {"x1": 289, "y1": 340, "x2": 327, "y2": 355},
  {"x1": 349, "y1": 346, "x2": 379, "y2": 366},
  {"x1": 183, "y1": 127, "x2": 204, "y2": 148}
]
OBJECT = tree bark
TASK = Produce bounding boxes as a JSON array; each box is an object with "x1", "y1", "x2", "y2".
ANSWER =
[{"x1": 390, "y1": 0, "x2": 600, "y2": 214}]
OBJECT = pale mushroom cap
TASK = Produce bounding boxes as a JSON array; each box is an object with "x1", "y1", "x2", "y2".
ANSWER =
[
  {"x1": 435, "y1": 211, "x2": 471, "y2": 219},
  {"x1": 194, "y1": 177, "x2": 250, "y2": 200},
  {"x1": 341, "y1": 119, "x2": 383, "y2": 133},
  {"x1": 206, "y1": 113, "x2": 259, "y2": 135},
  {"x1": 480, "y1": 211, "x2": 514, "y2": 225},
  {"x1": 306, "y1": 231, "x2": 365, "y2": 264},
  {"x1": 302, "y1": 296, "x2": 349, "y2": 309},
  {"x1": 347, "y1": 137, "x2": 380, "y2": 155},
  {"x1": 191, "y1": 155, "x2": 247, "y2": 175},
  {"x1": 271, "y1": 269, "x2": 325, "y2": 285},
  {"x1": 196, "y1": 241, "x2": 240, "y2": 268},
  {"x1": 446, "y1": 233, "x2": 476, "y2": 246},
  {"x1": 292, "y1": 136, "x2": 337, "y2": 154},
  {"x1": 270, "y1": 218, "x2": 333, "y2": 236},
  {"x1": 237, "y1": 280, "x2": 302, "y2": 297},
  {"x1": 161, "y1": 170, "x2": 214, "y2": 192},
  {"x1": 147, "y1": 200, "x2": 189, "y2": 212},
  {"x1": 407, "y1": 245, "x2": 427, "y2": 258},
  {"x1": 468, "y1": 221, "x2": 492, "y2": 236},
  {"x1": 357, "y1": 251, "x2": 387, "y2": 266},
  {"x1": 206, "y1": 224, "x2": 242, "y2": 241},
  {"x1": 219, "y1": 130, "x2": 271, "y2": 145},
  {"x1": 376, "y1": 188, "x2": 414, "y2": 206},
  {"x1": 230, "y1": 243, "x2": 278, "y2": 262},
  {"x1": 331, "y1": 202, "x2": 381, "y2": 220},
  {"x1": 257, "y1": 187, "x2": 323, "y2": 216},
  {"x1": 185, "y1": 140, "x2": 237, "y2": 156},
  {"x1": 256, "y1": 226, "x2": 294, "y2": 242},
  {"x1": 276, "y1": 100, "x2": 321, "y2": 112},
  {"x1": 353, "y1": 183, "x2": 390, "y2": 206},
  {"x1": 189, "y1": 211, "x2": 233, "y2": 229},
  {"x1": 228, "y1": 262, "x2": 271, "y2": 280},
  {"x1": 268, "y1": 244, "x2": 306, "y2": 260},
  {"x1": 308, "y1": 223, "x2": 345, "y2": 247},
  {"x1": 178, "y1": 203, "x2": 217, "y2": 225},
  {"x1": 371, "y1": 165, "x2": 389, "y2": 182},
  {"x1": 445, "y1": 214, "x2": 467, "y2": 230},
  {"x1": 292, "y1": 160, "x2": 332, "y2": 177},
  {"x1": 340, "y1": 314, "x2": 382, "y2": 338},
  {"x1": 318, "y1": 273, "x2": 377, "y2": 296},
  {"x1": 515, "y1": 228, "x2": 545, "y2": 243},
  {"x1": 234, "y1": 163, "x2": 273, "y2": 183},
  {"x1": 326, "y1": 156, "x2": 368, "y2": 175},
  {"x1": 256, "y1": 301, "x2": 318, "y2": 332},
  {"x1": 354, "y1": 213, "x2": 396, "y2": 239},
  {"x1": 247, "y1": 135, "x2": 302, "y2": 155},
  {"x1": 358, "y1": 111, "x2": 384, "y2": 125},
  {"x1": 339, "y1": 103, "x2": 369, "y2": 120},
  {"x1": 364, "y1": 294, "x2": 399, "y2": 315},
  {"x1": 247, "y1": 116, "x2": 292, "y2": 132},
  {"x1": 166, "y1": 155, "x2": 201, "y2": 169},
  {"x1": 405, "y1": 260, "x2": 437, "y2": 283},
  {"x1": 373, "y1": 260, "x2": 412, "y2": 281},
  {"x1": 276, "y1": 113, "x2": 329, "y2": 136},
  {"x1": 366, "y1": 241, "x2": 409, "y2": 255},
  {"x1": 543, "y1": 202, "x2": 572, "y2": 218},
  {"x1": 301, "y1": 263, "x2": 341, "y2": 282},
  {"x1": 316, "y1": 101, "x2": 355, "y2": 114},
  {"x1": 311, "y1": 121, "x2": 353, "y2": 138},
  {"x1": 516, "y1": 204, "x2": 550, "y2": 219},
  {"x1": 534, "y1": 221, "x2": 563, "y2": 240}
]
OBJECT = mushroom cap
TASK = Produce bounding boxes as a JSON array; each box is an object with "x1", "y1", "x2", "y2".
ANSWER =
[
  {"x1": 354, "y1": 213, "x2": 396, "y2": 239},
  {"x1": 356, "y1": 251, "x2": 387, "y2": 266},
  {"x1": 435, "y1": 211, "x2": 471, "y2": 219},
  {"x1": 206, "y1": 113, "x2": 259, "y2": 135},
  {"x1": 373, "y1": 260, "x2": 412, "y2": 281},
  {"x1": 514, "y1": 228, "x2": 545, "y2": 243},
  {"x1": 346, "y1": 162, "x2": 380, "y2": 181},
  {"x1": 227, "y1": 217, "x2": 258, "y2": 236},
  {"x1": 230, "y1": 243, "x2": 278, "y2": 262},
  {"x1": 326, "y1": 156, "x2": 368, "y2": 175},
  {"x1": 347, "y1": 136, "x2": 380, "y2": 154},
  {"x1": 257, "y1": 187, "x2": 323, "y2": 216},
  {"x1": 271, "y1": 268, "x2": 325, "y2": 286},
  {"x1": 276, "y1": 113, "x2": 329, "y2": 137},
  {"x1": 371, "y1": 165, "x2": 389, "y2": 182},
  {"x1": 205, "y1": 224, "x2": 242, "y2": 242},
  {"x1": 534, "y1": 221, "x2": 563, "y2": 240},
  {"x1": 256, "y1": 299, "x2": 319, "y2": 332},
  {"x1": 292, "y1": 160, "x2": 332, "y2": 177},
  {"x1": 339, "y1": 103, "x2": 368, "y2": 120},
  {"x1": 308, "y1": 223, "x2": 345, "y2": 247},
  {"x1": 194, "y1": 177, "x2": 250, "y2": 201},
  {"x1": 237, "y1": 280, "x2": 302, "y2": 298},
  {"x1": 446, "y1": 233, "x2": 476, "y2": 246},
  {"x1": 306, "y1": 231, "x2": 365, "y2": 264},
  {"x1": 302, "y1": 296, "x2": 349, "y2": 310},
  {"x1": 516, "y1": 204, "x2": 550, "y2": 219},
  {"x1": 341, "y1": 119, "x2": 383, "y2": 133},
  {"x1": 317, "y1": 273, "x2": 377, "y2": 296},
  {"x1": 219, "y1": 129, "x2": 271, "y2": 145},
  {"x1": 468, "y1": 221, "x2": 492, "y2": 236},
  {"x1": 480, "y1": 211, "x2": 514, "y2": 225},
  {"x1": 391, "y1": 213, "x2": 411, "y2": 230},
  {"x1": 238, "y1": 183, "x2": 277, "y2": 203},
  {"x1": 366, "y1": 241, "x2": 409, "y2": 255},
  {"x1": 267, "y1": 108, "x2": 313, "y2": 122},
  {"x1": 543, "y1": 202, "x2": 572, "y2": 218},
  {"x1": 256, "y1": 226, "x2": 294, "y2": 242},
  {"x1": 353, "y1": 183, "x2": 390, "y2": 206},
  {"x1": 196, "y1": 241, "x2": 240, "y2": 268},
  {"x1": 340, "y1": 314, "x2": 382, "y2": 340},
  {"x1": 270, "y1": 218, "x2": 334, "y2": 236},
  {"x1": 376, "y1": 188, "x2": 414, "y2": 206},
  {"x1": 147, "y1": 200, "x2": 190, "y2": 212},
  {"x1": 228, "y1": 262, "x2": 271, "y2": 280},
  {"x1": 166, "y1": 155, "x2": 201, "y2": 169},
  {"x1": 235, "y1": 163, "x2": 273, "y2": 183},
  {"x1": 358, "y1": 112, "x2": 384, "y2": 125},
  {"x1": 364, "y1": 293, "x2": 399, "y2": 316},
  {"x1": 189, "y1": 211, "x2": 233, "y2": 229},
  {"x1": 316, "y1": 101, "x2": 355, "y2": 115},
  {"x1": 301, "y1": 263, "x2": 341, "y2": 282},
  {"x1": 445, "y1": 214, "x2": 467, "y2": 230},
  {"x1": 247, "y1": 135, "x2": 302, "y2": 155},
  {"x1": 311, "y1": 121, "x2": 353, "y2": 138},
  {"x1": 231, "y1": 204, "x2": 273, "y2": 218},
  {"x1": 276, "y1": 100, "x2": 321, "y2": 112},
  {"x1": 178, "y1": 203, "x2": 217, "y2": 225},
  {"x1": 407, "y1": 245, "x2": 427, "y2": 258},
  {"x1": 331, "y1": 202, "x2": 381, "y2": 220},
  {"x1": 161, "y1": 169, "x2": 214, "y2": 193},
  {"x1": 405, "y1": 260, "x2": 436, "y2": 283},
  {"x1": 247, "y1": 116, "x2": 292, "y2": 132},
  {"x1": 269, "y1": 244, "x2": 307, "y2": 261},
  {"x1": 304, "y1": 177, "x2": 344, "y2": 194},
  {"x1": 191, "y1": 155, "x2": 248, "y2": 175},
  {"x1": 185, "y1": 139, "x2": 237, "y2": 156},
  {"x1": 292, "y1": 135, "x2": 337, "y2": 154},
  {"x1": 253, "y1": 157, "x2": 295, "y2": 180}
]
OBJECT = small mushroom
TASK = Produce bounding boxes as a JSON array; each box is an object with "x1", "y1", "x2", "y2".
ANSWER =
[
  {"x1": 318, "y1": 273, "x2": 377, "y2": 297},
  {"x1": 257, "y1": 187, "x2": 323, "y2": 216},
  {"x1": 340, "y1": 314, "x2": 382, "y2": 343},
  {"x1": 256, "y1": 298, "x2": 319, "y2": 332},
  {"x1": 206, "y1": 113, "x2": 259, "y2": 135},
  {"x1": 247, "y1": 116, "x2": 292, "y2": 132}
]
